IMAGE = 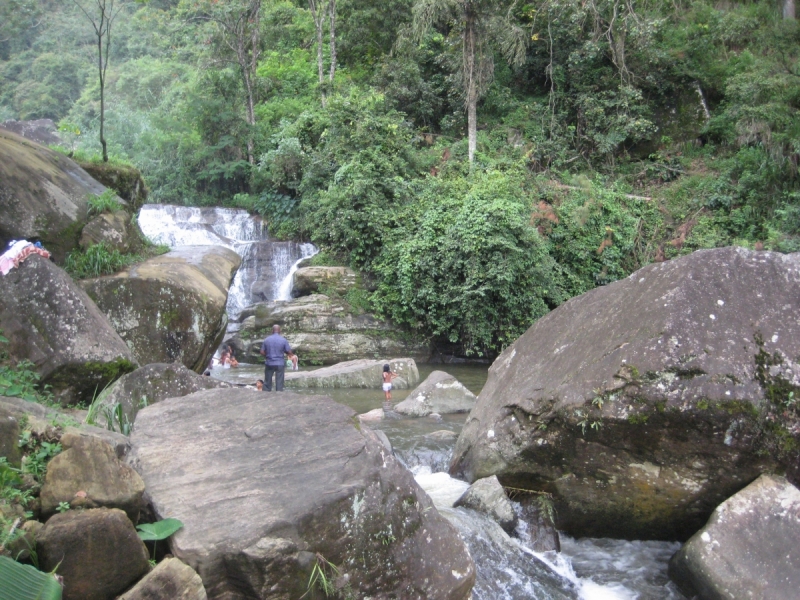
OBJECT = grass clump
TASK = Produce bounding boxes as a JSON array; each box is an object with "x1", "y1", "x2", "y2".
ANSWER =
[
  {"x1": 87, "y1": 189, "x2": 123, "y2": 216},
  {"x1": 64, "y1": 243, "x2": 136, "y2": 279}
]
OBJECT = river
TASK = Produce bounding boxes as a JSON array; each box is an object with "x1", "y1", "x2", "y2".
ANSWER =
[{"x1": 138, "y1": 204, "x2": 686, "y2": 600}]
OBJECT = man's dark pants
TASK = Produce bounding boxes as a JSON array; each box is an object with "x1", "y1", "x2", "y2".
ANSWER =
[{"x1": 264, "y1": 364, "x2": 286, "y2": 391}]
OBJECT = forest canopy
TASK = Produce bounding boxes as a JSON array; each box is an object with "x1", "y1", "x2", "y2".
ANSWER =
[{"x1": 2, "y1": 0, "x2": 799, "y2": 356}]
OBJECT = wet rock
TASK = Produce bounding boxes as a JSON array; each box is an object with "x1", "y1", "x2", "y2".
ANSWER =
[
  {"x1": 358, "y1": 408, "x2": 384, "y2": 421},
  {"x1": 80, "y1": 210, "x2": 140, "y2": 253},
  {"x1": 39, "y1": 435, "x2": 145, "y2": 522},
  {"x1": 395, "y1": 371, "x2": 477, "y2": 416},
  {"x1": 455, "y1": 475, "x2": 517, "y2": 533},
  {"x1": 0, "y1": 255, "x2": 137, "y2": 404},
  {"x1": 285, "y1": 358, "x2": 419, "y2": 389},
  {"x1": 81, "y1": 246, "x2": 240, "y2": 372},
  {"x1": 292, "y1": 266, "x2": 357, "y2": 297},
  {"x1": 118, "y1": 557, "x2": 207, "y2": 600},
  {"x1": 426, "y1": 430, "x2": 459, "y2": 440},
  {"x1": 0, "y1": 127, "x2": 112, "y2": 262},
  {"x1": 516, "y1": 500, "x2": 561, "y2": 553},
  {"x1": 97, "y1": 362, "x2": 231, "y2": 427},
  {"x1": 231, "y1": 295, "x2": 430, "y2": 364},
  {"x1": 451, "y1": 247, "x2": 800, "y2": 540},
  {"x1": 128, "y1": 388, "x2": 475, "y2": 599},
  {"x1": 38, "y1": 508, "x2": 150, "y2": 600},
  {"x1": 669, "y1": 474, "x2": 800, "y2": 600}
]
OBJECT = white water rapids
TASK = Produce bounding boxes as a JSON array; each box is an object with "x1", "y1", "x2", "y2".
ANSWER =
[{"x1": 138, "y1": 205, "x2": 685, "y2": 600}]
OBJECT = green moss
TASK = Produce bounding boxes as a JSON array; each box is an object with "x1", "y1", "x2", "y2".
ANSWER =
[
  {"x1": 628, "y1": 414, "x2": 649, "y2": 425},
  {"x1": 697, "y1": 399, "x2": 710, "y2": 410}
]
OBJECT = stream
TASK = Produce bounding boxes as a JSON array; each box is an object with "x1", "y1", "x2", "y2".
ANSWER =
[{"x1": 138, "y1": 204, "x2": 686, "y2": 600}]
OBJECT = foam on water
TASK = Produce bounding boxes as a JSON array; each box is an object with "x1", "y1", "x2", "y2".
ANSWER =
[{"x1": 412, "y1": 467, "x2": 683, "y2": 600}]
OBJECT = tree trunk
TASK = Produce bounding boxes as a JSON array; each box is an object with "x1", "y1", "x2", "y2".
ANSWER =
[
  {"x1": 464, "y1": 7, "x2": 477, "y2": 164},
  {"x1": 309, "y1": 0, "x2": 326, "y2": 107},
  {"x1": 328, "y1": 0, "x2": 336, "y2": 85},
  {"x1": 784, "y1": 0, "x2": 795, "y2": 19},
  {"x1": 98, "y1": 33, "x2": 108, "y2": 163}
]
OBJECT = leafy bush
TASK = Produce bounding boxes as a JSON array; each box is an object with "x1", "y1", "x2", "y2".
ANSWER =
[
  {"x1": 373, "y1": 170, "x2": 567, "y2": 356},
  {"x1": 63, "y1": 243, "x2": 136, "y2": 279}
]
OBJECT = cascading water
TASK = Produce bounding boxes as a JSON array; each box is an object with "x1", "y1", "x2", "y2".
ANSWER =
[
  {"x1": 412, "y1": 466, "x2": 685, "y2": 600},
  {"x1": 138, "y1": 205, "x2": 317, "y2": 325}
]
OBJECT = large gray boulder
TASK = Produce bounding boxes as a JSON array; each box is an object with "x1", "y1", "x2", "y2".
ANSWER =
[
  {"x1": 97, "y1": 362, "x2": 231, "y2": 427},
  {"x1": 39, "y1": 435, "x2": 145, "y2": 522},
  {"x1": 118, "y1": 557, "x2": 207, "y2": 600},
  {"x1": 38, "y1": 507, "x2": 150, "y2": 600},
  {"x1": 0, "y1": 127, "x2": 110, "y2": 262},
  {"x1": 127, "y1": 388, "x2": 475, "y2": 599},
  {"x1": 81, "y1": 246, "x2": 241, "y2": 372},
  {"x1": 669, "y1": 474, "x2": 800, "y2": 600},
  {"x1": 395, "y1": 370, "x2": 477, "y2": 416},
  {"x1": 230, "y1": 294, "x2": 430, "y2": 364},
  {"x1": 292, "y1": 266, "x2": 357, "y2": 297},
  {"x1": 451, "y1": 247, "x2": 800, "y2": 540},
  {"x1": 284, "y1": 358, "x2": 419, "y2": 389},
  {"x1": 0, "y1": 255, "x2": 138, "y2": 405}
]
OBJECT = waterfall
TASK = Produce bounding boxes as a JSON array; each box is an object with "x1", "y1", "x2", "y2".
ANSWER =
[
  {"x1": 138, "y1": 205, "x2": 316, "y2": 322},
  {"x1": 275, "y1": 243, "x2": 318, "y2": 301}
]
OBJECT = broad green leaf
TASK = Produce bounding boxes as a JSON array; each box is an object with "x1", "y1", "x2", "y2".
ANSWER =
[
  {"x1": 136, "y1": 518, "x2": 184, "y2": 541},
  {"x1": 0, "y1": 555, "x2": 62, "y2": 600}
]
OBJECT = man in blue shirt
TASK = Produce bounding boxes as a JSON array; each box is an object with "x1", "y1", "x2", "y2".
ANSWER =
[{"x1": 259, "y1": 324, "x2": 292, "y2": 391}]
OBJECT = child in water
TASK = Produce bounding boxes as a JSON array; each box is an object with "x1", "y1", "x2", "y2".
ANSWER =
[{"x1": 382, "y1": 364, "x2": 398, "y2": 402}]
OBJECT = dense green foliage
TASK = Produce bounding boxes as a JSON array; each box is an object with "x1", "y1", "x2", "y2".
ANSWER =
[{"x1": 3, "y1": 0, "x2": 799, "y2": 355}]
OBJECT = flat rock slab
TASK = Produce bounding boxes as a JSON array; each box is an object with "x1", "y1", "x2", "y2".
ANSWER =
[
  {"x1": 285, "y1": 357, "x2": 419, "y2": 389},
  {"x1": 81, "y1": 246, "x2": 241, "y2": 372},
  {"x1": 128, "y1": 388, "x2": 474, "y2": 600},
  {"x1": 0, "y1": 255, "x2": 137, "y2": 404},
  {"x1": 395, "y1": 370, "x2": 477, "y2": 416},
  {"x1": 451, "y1": 247, "x2": 800, "y2": 540},
  {"x1": 669, "y1": 474, "x2": 800, "y2": 600}
]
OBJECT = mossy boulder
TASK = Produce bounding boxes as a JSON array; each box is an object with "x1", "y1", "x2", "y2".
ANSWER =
[
  {"x1": 80, "y1": 210, "x2": 143, "y2": 254},
  {"x1": 80, "y1": 246, "x2": 241, "y2": 372},
  {"x1": 292, "y1": 266, "x2": 357, "y2": 297},
  {"x1": 450, "y1": 247, "x2": 800, "y2": 541},
  {"x1": 231, "y1": 294, "x2": 430, "y2": 365},
  {"x1": 0, "y1": 255, "x2": 137, "y2": 405},
  {"x1": 0, "y1": 127, "x2": 113, "y2": 262},
  {"x1": 77, "y1": 161, "x2": 149, "y2": 212}
]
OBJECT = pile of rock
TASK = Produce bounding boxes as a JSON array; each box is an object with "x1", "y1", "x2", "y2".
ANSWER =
[
  {"x1": 229, "y1": 265, "x2": 430, "y2": 365},
  {"x1": 0, "y1": 387, "x2": 476, "y2": 600}
]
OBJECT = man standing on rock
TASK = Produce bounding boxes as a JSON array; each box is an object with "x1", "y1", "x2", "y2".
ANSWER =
[{"x1": 260, "y1": 324, "x2": 292, "y2": 391}]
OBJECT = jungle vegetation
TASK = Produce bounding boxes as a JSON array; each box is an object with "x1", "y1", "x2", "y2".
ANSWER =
[{"x1": 2, "y1": 0, "x2": 799, "y2": 356}]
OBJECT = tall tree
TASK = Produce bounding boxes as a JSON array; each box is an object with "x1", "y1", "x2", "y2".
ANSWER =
[
  {"x1": 309, "y1": 0, "x2": 337, "y2": 107},
  {"x1": 410, "y1": 0, "x2": 527, "y2": 163},
  {"x1": 70, "y1": 0, "x2": 124, "y2": 162},
  {"x1": 193, "y1": 0, "x2": 263, "y2": 164}
]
